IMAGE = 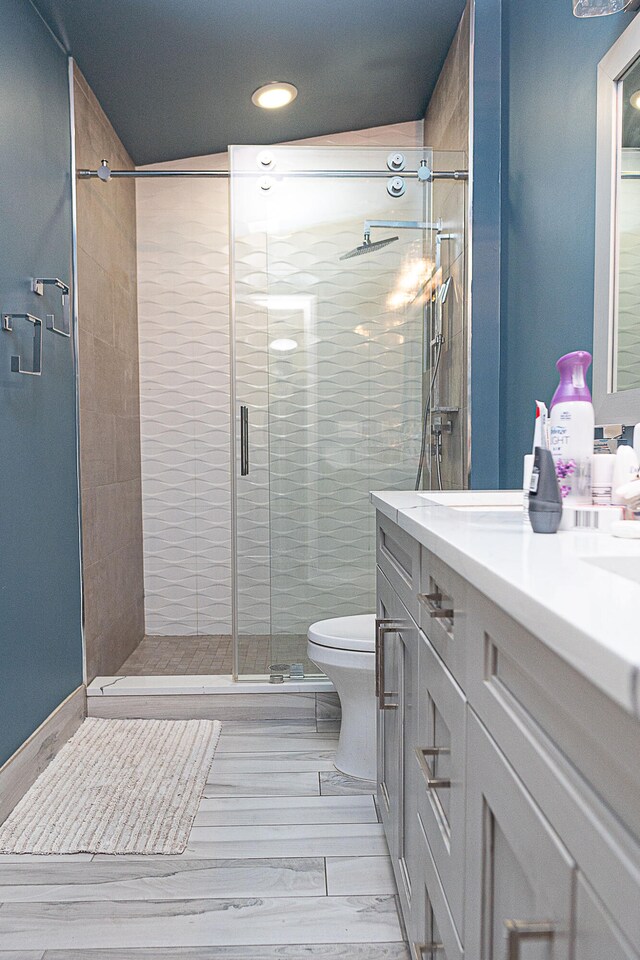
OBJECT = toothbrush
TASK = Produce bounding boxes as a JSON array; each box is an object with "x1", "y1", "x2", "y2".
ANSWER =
[{"x1": 533, "y1": 401, "x2": 549, "y2": 452}]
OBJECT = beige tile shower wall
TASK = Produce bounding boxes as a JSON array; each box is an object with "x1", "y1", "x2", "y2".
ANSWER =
[
  {"x1": 424, "y1": 2, "x2": 471, "y2": 491},
  {"x1": 136, "y1": 122, "x2": 422, "y2": 637},
  {"x1": 74, "y1": 67, "x2": 145, "y2": 680}
]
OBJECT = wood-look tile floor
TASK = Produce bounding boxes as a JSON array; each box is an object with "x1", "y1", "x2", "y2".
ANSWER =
[
  {"x1": 0, "y1": 718, "x2": 408, "y2": 958},
  {"x1": 118, "y1": 636, "x2": 320, "y2": 677}
]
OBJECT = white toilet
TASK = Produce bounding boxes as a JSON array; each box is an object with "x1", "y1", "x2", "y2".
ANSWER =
[{"x1": 307, "y1": 613, "x2": 377, "y2": 781}]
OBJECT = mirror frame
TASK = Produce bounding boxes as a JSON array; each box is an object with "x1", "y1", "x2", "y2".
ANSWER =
[{"x1": 594, "y1": 13, "x2": 640, "y2": 423}]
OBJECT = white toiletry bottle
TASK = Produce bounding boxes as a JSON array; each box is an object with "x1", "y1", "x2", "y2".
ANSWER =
[
  {"x1": 611, "y1": 445, "x2": 640, "y2": 505},
  {"x1": 549, "y1": 351, "x2": 595, "y2": 505},
  {"x1": 591, "y1": 453, "x2": 616, "y2": 505},
  {"x1": 634, "y1": 423, "x2": 640, "y2": 463}
]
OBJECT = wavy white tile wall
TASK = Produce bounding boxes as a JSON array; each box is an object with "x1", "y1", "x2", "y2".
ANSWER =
[
  {"x1": 136, "y1": 154, "x2": 230, "y2": 635},
  {"x1": 136, "y1": 122, "x2": 422, "y2": 637}
]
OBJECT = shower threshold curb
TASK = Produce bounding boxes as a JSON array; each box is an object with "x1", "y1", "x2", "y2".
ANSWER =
[{"x1": 87, "y1": 675, "x2": 336, "y2": 696}]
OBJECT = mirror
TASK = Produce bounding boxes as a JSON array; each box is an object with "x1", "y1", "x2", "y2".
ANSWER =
[
  {"x1": 594, "y1": 15, "x2": 640, "y2": 421},
  {"x1": 615, "y1": 57, "x2": 640, "y2": 393}
]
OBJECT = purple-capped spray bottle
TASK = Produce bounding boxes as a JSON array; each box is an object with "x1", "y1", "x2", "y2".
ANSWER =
[{"x1": 549, "y1": 351, "x2": 595, "y2": 505}]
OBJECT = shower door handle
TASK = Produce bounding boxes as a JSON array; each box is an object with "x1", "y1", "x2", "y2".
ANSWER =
[{"x1": 240, "y1": 405, "x2": 249, "y2": 476}]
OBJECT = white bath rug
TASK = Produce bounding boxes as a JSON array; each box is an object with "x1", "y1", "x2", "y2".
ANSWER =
[{"x1": 0, "y1": 717, "x2": 221, "y2": 855}]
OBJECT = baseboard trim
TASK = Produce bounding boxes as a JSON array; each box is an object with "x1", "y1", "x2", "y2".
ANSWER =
[{"x1": 0, "y1": 685, "x2": 86, "y2": 826}]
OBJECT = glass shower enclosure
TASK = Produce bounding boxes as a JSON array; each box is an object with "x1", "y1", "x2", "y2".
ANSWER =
[{"x1": 230, "y1": 145, "x2": 435, "y2": 680}]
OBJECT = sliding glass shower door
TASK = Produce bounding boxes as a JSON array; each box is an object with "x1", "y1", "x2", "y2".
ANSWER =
[{"x1": 230, "y1": 145, "x2": 434, "y2": 679}]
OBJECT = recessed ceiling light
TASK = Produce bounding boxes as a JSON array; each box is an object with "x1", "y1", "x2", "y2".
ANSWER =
[
  {"x1": 631, "y1": 90, "x2": 640, "y2": 110},
  {"x1": 252, "y1": 82, "x2": 298, "y2": 110},
  {"x1": 270, "y1": 338, "x2": 298, "y2": 352}
]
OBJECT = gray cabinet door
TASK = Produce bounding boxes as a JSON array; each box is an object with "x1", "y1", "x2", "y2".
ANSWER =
[
  {"x1": 574, "y1": 874, "x2": 639, "y2": 960},
  {"x1": 412, "y1": 816, "x2": 464, "y2": 960},
  {"x1": 377, "y1": 571, "x2": 404, "y2": 863},
  {"x1": 399, "y1": 608, "x2": 422, "y2": 931},
  {"x1": 376, "y1": 570, "x2": 422, "y2": 936},
  {"x1": 465, "y1": 712, "x2": 573, "y2": 960},
  {"x1": 416, "y1": 630, "x2": 466, "y2": 939}
]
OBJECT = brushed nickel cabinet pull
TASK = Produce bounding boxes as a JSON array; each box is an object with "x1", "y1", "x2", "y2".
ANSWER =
[
  {"x1": 504, "y1": 920, "x2": 554, "y2": 960},
  {"x1": 415, "y1": 746, "x2": 451, "y2": 789},
  {"x1": 375, "y1": 617, "x2": 403, "y2": 710},
  {"x1": 375, "y1": 618, "x2": 398, "y2": 697},
  {"x1": 418, "y1": 592, "x2": 454, "y2": 620},
  {"x1": 412, "y1": 943, "x2": 443, "y2": 959}
]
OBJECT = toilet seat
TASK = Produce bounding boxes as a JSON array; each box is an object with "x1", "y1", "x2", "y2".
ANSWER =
[{"x1": 307, "y1": 614, "x2": 376, "y2": 653}]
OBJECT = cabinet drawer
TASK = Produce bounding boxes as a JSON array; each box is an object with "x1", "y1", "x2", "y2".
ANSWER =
[
  {"x1": 377, "y1": 513, "x2": 421, "y2": 623},
  {"x1": 416, "y1": 630, "x2": 466, "y2": 939},
  {"x1": 412, "y1": 816, "x2": 464, "y2": 960},
  {"x1": 466, "y1": 584, "x2": 640, "y2": 950},
  {"x1": 418, "y1": 548, "x2": 467, "y2": 684}
]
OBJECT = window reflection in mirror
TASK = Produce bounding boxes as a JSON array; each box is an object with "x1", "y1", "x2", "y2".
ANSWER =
[{"x1": 616, "y1": 56, "x2": 640, "y2": 392}]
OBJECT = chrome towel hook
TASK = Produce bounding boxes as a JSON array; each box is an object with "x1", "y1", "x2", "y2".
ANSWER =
[
  {"x1": 2, "y1": 313, "x2": 43, "y2": 376},
  {"x1": 32, "y1": 278, "x2": 71, "y2": 337}
]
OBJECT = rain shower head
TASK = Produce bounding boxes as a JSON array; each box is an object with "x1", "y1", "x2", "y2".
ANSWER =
[{"x1": 339, "y1": 233, "x2": 399, "y2": 260}]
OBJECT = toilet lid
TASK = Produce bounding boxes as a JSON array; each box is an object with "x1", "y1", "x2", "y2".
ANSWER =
[{"x1": 307, "y1": 614, "x2": 376, "y2": 653}]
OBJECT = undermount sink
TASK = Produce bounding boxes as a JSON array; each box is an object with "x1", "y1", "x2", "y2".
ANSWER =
[
  {"x1": 418, "y1": 490, "x2": 523, "y2": 511},
  {"x1": 581, "y1": 555, "x2": 640, "y2": 586}
]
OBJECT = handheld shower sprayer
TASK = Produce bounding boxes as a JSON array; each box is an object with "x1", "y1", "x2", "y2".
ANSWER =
[{"x1": 415, "y1": 266, "x2": 454, "y2": 491}]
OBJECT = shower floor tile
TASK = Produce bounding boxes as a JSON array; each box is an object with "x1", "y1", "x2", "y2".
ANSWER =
[{"x1": 117, "y1": 635, "x2": 320, "y2": 677}]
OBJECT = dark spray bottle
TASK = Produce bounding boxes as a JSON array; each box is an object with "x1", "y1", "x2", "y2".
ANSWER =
[{"x1": 528, "y1": 446, "x2": 562, "y2": 533}]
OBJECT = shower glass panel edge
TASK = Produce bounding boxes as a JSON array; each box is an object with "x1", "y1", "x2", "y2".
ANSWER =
[{"x1": 230, "y1": 145, "x2": 434, "y2": 680}]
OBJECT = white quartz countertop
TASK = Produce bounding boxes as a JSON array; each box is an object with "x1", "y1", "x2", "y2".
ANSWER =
[{"x1": 371, "y1": 490, "x2": 640, "y2": 718}]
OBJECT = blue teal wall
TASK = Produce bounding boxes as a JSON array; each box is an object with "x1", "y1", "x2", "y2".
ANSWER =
[
  {"x1": 0, "y1": 0, "x2": 83, "y2": 765},
  {"x1": 499, "y1": 1, "x2": 629, "y2": 487},
  {"x1": 470, "y1": 0, "x2": 502, "y2": 489}
]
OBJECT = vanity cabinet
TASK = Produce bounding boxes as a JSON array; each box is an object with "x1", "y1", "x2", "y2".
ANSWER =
[{"x1": 375, "y1": 511, "x2": 640, "y2": 960}]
